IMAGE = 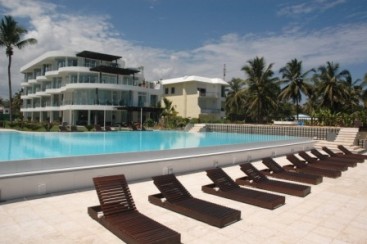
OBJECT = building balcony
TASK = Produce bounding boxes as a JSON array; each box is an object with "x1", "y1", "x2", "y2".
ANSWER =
[
  {"x1": 28, "y1": 79, "x2": 37, "y2": 84},
  {"x1": 198, "y1": 91, "x2": 219, "y2": 99},
  {"x1": 44, "y1": 70, "x2": 59, "y2": 77},
  {"x1": 200, "y1": 108, "x2": 222, "y2": 114},
  {"x1": 36, "y1": 75, "x2": 47, "y2": 82},
  {"x1": 58, "y1": 66, "x2": 90, "y2": 74},
  {"x1": 21, "y1": 82, "x2": 31, "y2": 87},
  {"x1": 36, "y1": 92, "x2": 51, "y2": 97}
]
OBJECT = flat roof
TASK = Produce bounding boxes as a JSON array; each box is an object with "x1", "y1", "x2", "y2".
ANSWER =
[
  {"x1": 76, "y1": 50, "x2": 122, "y2": 61},
  {"x1": 161, "y1": 75, "x2": 229, "y2": 86}
]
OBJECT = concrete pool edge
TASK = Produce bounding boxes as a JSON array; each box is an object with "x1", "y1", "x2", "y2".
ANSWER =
[{"x1": 0, "y1": 138, "x2": 314, "y2": 201}]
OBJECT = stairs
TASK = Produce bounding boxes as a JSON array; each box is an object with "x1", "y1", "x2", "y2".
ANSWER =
[
  {"x1": 187, "y1": 124, "x2": 207, "y2": 132},
  {"x1": 314, "y1": 127, "x2": 362, "y2": 152}
]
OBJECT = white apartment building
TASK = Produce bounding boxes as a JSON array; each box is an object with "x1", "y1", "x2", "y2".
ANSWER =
[
  {"x1": 161, "y1": 76, "x2": 228, "y2": 120},
  {"x1": 20, "y1": 50, "x2": 162, "y2": 126}
]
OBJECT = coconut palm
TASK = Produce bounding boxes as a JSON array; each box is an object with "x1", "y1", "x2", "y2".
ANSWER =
[
  {"x1": 278, "y1": 59, "x2": 314, "y2": 120},
  {"x1": 314, "y1": 61, "x2": 350, "y2": 113},
  {"x1": 343, "y1": 73, "x2": 362, "y2": 112},
  {"x1": 160, "y1": 97, "x2": 177, "y2": 127},
  {"x1": 225, "y1": 78, "x2": 246, "y2": 121},
  {"x1": 241, "y1": 57, "x2": 279, "y2": 123},
  {"x1": 0, "y1": 15, "x2": 37, "y2": 121},
  {"x1": 360, "y1": 74, "x2": 367, "y2": 108}
]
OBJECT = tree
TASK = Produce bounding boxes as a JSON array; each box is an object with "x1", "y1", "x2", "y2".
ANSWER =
[
  {"x1": 278, "y1": 59, "x2": 314, "y2": 120},
  {"x1": 225, "y1": 78, "x2": 246, "y2": 121},
  {"x1": 343, "y1": 73, "x2": 362, "y2": 112},
  {"x1": 314, "y1": 61, "x2": 350, "y2": 113},
  {"x1": 360, "y1": 74, "x2": 367, "y2": 108},
  {"x1": 160, "y1": 97, "x2": 177, "y2": 127},
  {"x1": 0, "y1": 15, "x2": 37, "y2": 121},
  {"x1": 241, "y1": 57, "x2": 279, "y2": 123}
]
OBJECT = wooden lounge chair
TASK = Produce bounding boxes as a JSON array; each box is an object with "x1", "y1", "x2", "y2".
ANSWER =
[
  {"x1": 58, "y1": 125, "x2": 69, "y2": 132},
  {"x1": 202, "y1": 167, "x2": 285, "y2": 210},
  {"x1": 70, "y1": 125, "x2": 78, "y2": 132},
  {"x1": 337, "y1": 145, "x2": 367, "y2": 161},
  {"x1": 149, "y1": 174, "x2": 241, "y2": 228},
  {"x1": 310, "y1": 149, "x2": 358, "y2": 167},
  {"x1": 95, "y1": 124, "x2": 103, "y2": 131},
  {"x1": 298, "y1": 151, "x2": 348, "y2": 171},
  {"x1": 261, "y1": 157, "x2": 322, "y2": 185},
  {"x1": 88, "y1": 174, "x2": 181, "y2": 244},
  {"x1": 235, "y1": 163, "x2": 311, "y2": 197},
  {"x1": 322, "y1": 146, "x2": 364, "y2": 163},
  {"x1": 286, "y1": 154, "x2": 341, "y2": 178}
]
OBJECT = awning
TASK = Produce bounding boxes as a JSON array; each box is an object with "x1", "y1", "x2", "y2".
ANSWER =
[
  {"x1": 90, "y1": 66, "x2": 140, "y2": 75},
  {"x1": 115, "y1": 106, "x2": 163, "y2": 113},
  {"x1": 76, "y1": 50, "x2": 121, "y2": 61}
]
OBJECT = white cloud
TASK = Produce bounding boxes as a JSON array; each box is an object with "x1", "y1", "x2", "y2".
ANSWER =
[
  {"x1": 0, "y1": 0, "x2": 366, "y2": 99},
  {"x1": 278, "y1": 0, "x2": 346, "y2": 17}
]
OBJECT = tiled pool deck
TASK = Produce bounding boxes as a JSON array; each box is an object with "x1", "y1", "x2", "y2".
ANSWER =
[{"x1": 1, "y1": 155, "x2": 367, "y2": 243}]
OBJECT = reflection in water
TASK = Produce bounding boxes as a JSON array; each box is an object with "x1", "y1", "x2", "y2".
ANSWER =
[{"x1": 0, "y1": 131, "x2": 296, "y2": 161}]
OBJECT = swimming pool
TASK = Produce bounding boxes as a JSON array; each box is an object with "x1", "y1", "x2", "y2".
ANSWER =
[{"x1": 1, "y1": 130, "x2": 297, "y2": 162}]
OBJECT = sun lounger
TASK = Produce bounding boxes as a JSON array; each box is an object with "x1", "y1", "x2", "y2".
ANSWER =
[
  {"x1": 94, "y1": 124, "x2": 104, "y2": 131},
  {"x1": 235, "y1": 163, "x2": 311, "y2": 197},
  {"x1": 88, "y1": 174, "x2": 181, "y2": 244},
  {"x1": 149, "y1": 174, "x2": 241, "y2": 228},
  {"x1": 261, "y1": 157, "x2": 322, "y2": 185},
  {"x1": 286, "y1": 154, "x2": 341, "y2": 178},
  {"x1": 298, "y1": 151, "x2": 348, "y2": 171},
  {"x1": 58, "y1": 125, "x2": 69, "y2": 132},
  {"x1": 322, "y1": 146, "x2": 364, "y2": 163},
  {"x1": 310, "y1": 149, "x2": 358, "y2": 167},
  {"x1": 337, "y1": 145, "x2": 367, "y2": 161},
  {"x1": 202, "y1": 167, "x2": 285, "y2": 210}
]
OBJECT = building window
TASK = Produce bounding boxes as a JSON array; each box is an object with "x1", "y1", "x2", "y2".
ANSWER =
[
  {"x1": 221, "y1": 86, "x2": 226, "y2": 97},
  {"x1": 165, "y1": 88, "x2": 169, "y2": 94},
  {"x1": 171, "y1": 87, "x2": 175, "y2": 94},
  {"x1": 198, "y1": 88, "x2": 206, "y2": 96}
]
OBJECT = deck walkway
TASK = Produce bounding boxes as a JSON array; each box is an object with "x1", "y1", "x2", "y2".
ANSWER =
[{"x1": 1, "y1": 155, "x2": 367, "y2": 243}]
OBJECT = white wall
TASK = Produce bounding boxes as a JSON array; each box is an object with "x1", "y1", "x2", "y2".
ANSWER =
[{"x1": 0, "y1": 138, "x2": 314, "y2": 201}]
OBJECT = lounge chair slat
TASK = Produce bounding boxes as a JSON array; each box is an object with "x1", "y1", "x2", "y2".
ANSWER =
[
  {"x1": 286, "y1": 154, "x2": 341, "y2": 178},
  {"x1": 88, "y1": 174, "x2": 181, "y2": 243},
  {"x1": 337, "y1": 145, "x2": 367, "y2": 161},
  {"x1": 150, "y1": 174, "x2": 241, "y2": 228},
  {"x1": 236, "y1": 163, "x2": 311, "y2": 197},
  {"x1": 261, "y1": 158, "x2": 322, "y2": 185},
  {"x1": 311, "y1": 149, "x2": 357, "y2": 166},
  {"x1": 298, "y1": 151, "x2": 348, "y2": 171},
  {"x1": 322, "y1": 146, "x2": 364, "y2": 162},
  {"x1": 203, "y1": 167, "x2": 285, "y2": 209}
]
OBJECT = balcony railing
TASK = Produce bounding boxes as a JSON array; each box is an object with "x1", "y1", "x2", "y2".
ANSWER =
[{"x1": 198, "y1": 91, "x2": 218, "y2": 98}]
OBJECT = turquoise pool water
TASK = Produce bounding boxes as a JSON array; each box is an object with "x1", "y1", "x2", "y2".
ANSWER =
[{"x1": 0, "y1": 130, "x2": 296, "y2": 162}]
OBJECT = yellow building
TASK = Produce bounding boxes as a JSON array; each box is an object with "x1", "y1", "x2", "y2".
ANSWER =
[{"x1": 161, "y1": 76, "x2": 228, "y2": 120}]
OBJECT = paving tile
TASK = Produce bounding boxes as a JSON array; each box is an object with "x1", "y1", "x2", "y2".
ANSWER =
[{"x1": 1, "y1": 155, "x2": 367, "y2": 243}]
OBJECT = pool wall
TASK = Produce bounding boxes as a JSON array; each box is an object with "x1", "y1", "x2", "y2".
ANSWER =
[{"x1": 0, "y1": 138, "x2": 314, "y2": 201}]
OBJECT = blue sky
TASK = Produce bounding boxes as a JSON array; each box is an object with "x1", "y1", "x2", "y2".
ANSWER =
[{"x1": 0, "y1": 0, "x2": 367, "y2": 98}]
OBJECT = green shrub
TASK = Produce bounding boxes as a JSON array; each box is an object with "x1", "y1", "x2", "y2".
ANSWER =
[
  {"x1": 85, "y1": 125, "x2": 94, "y2": 131},
  {"x1": 144, "y1": 118, "x2": 155, "y2": 127}
]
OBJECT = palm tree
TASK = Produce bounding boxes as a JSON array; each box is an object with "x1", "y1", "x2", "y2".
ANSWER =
[
  {"x1": 343, "y1": 73, "x2": 362, "y2": 112},
  {"x1": 225, "y1": 78, "x2": 246, "y2": 121},
  {"x1": 278, "y1": 59, "x2": 314, "y2": 120},
  {"x1": 0, "y1": 15, "x2": 37, "y2": 121},
  {"x1": 160, "y1": 97, "x2": 177, "y2": 127},
  {"x1": 314, "y1": 61, "x2": 350, "y2": 113},
  {"x1": 241, "y1": 57, "x2": 279, "y2": 123},
  {"x1": 359, "y1": 74, "x2": 367, "y2": 108}
]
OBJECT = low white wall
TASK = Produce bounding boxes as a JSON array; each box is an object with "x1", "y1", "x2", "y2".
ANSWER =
[
  {"x1": 273, "y1": 121, "x2": 298, "y2": 125},
  {"x1": 0, "y1": 138, "x2": 314, "y2": 201}
]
